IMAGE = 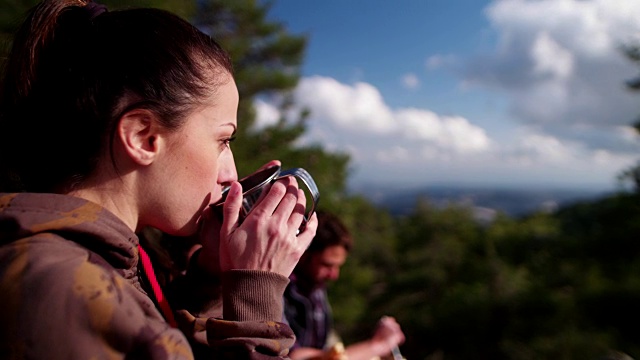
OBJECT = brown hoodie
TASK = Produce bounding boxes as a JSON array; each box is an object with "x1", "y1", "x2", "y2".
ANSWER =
[{"x1": 0, "y1": 193, "x2": 294, "y2": 359}]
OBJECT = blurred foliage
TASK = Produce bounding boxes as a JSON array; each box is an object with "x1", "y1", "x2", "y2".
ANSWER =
[
  {"x1": 3, "y1": 1, "x2": 640, "y2": 359},
  {"x1": 348, "y1": 193, "x2": 640, "y2": 360},
  {"x1": 191, "y1": 0, "x2": 352, "y2": 205},
  {"x1": 618, "y1": 44, "x2": 640, "y2": 192}
]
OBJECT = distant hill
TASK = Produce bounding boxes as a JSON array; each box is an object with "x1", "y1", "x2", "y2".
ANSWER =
[{"x1": 348, "y1": 183, "x2": 616, "y2": 219}]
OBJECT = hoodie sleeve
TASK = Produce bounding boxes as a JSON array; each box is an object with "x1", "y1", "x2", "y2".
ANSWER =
[{"x1": 170, "y1": 257, "x2": 295, "y2": 359}]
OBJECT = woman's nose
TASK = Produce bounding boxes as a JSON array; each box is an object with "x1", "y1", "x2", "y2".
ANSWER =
[{"x1": 218, "y1": 151, "x2": 238, "y2": 186}]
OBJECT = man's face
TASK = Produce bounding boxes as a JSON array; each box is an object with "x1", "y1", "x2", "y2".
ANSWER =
[{"x1": 301, "y1": 245, "x2": 348, "y2": 288}]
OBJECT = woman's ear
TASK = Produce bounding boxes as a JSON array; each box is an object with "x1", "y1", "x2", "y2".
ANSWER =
[{"x1": 117, "y1": 109, "x2": 161, "y2": 166}]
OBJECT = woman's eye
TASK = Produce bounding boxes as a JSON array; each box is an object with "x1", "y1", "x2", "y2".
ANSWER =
[{"x1": 222, "y1": 136, "x2": 236, "y2": 148}]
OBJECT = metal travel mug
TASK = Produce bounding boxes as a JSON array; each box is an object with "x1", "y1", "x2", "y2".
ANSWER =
[{"x1": 211, "y1": 165, "x2": 320, "y2": 232}]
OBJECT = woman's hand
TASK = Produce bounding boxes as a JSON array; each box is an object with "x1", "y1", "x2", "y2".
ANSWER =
[
  {"x1": 218, "y1": 174, "x2": 317, "y2": 276},
  {"x1": 196, "y1": 160, "x2": 283, "y2": 276},
  {"x1": 196, "y1": 160, "x2": 318, "y2": 278}
]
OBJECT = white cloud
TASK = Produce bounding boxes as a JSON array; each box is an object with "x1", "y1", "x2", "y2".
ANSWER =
[
  {"x1": 253, "y1": 69, "x2": 639, "y2": 188},
  {"x1": 251, "y1": 0, "x2": 640, "y2": 190},
  {"x1": 396, "y1": 109, "x2": 492, "y2": 153},
  {"x1": 402, "y1": 73, "x2": 420, "y2": 89},
  {"x1": 484, "y1": 0, "x2": 627, "y2": 58},
  {"x1": 294, "y1": 76, "x2": 395, "y2": 133},
  {"x1": 253, "y1": 98, "x2": 280, "y2": 129},
  {"x1": 463, "y1": 0, "x2": 640, "y2": 155},
  {"x1": 291, "y1": 76, "x2": 491, "y2": 155},
  {"x1": 516, "y1": 133, "x2": 574, "y2": 163},
  {"x1": 426, "y1": 54, "x2": 457, "y2": 71},
  {"x1": 530, "y1": 31, "x2": 574, "y2": 79},
  {"x1": 376, "y1": 146, "x2": 410, "y2": 163}
]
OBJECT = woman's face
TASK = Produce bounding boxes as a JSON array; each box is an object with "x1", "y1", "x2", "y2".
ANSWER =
[{"x1": 148, "y1": 73, "x2": 239, "y2": 235}]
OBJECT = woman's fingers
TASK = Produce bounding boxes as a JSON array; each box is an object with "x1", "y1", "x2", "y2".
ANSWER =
[
  {"x1": 251, "y1": 176, "x2": 299, "y2": 221},
  {"x1": 217, "y1": 174, "x2": 318, "y2": 276},
  {"x1": 295, "y1": 211, "x2": 317, "y2": 251},
  {"x1": 286, "y1": 187, "x2": 308, "y2": 232},
  {"x1": 221, "y1": 181, "x2": 243, "y2": 237},
  {"x1": 265, "y1": 176, "x2": 310, "y2": 238}
]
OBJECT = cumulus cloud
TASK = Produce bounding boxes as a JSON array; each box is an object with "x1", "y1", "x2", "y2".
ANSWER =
[
  {"x1": 253, "y1": 99, "x2": 280, "y2": 129},
  {"x1": 294, "y1": 76, "x2": 395, "y2": 133},
  {"x1": 253, "y1": 64, "x2": 638, "y2": 186},
  {"x1": 252, "y1": 0, "x2": 640, "y2": 189},
  {"x1": 463, "y1": 0, "x2": 640, "y2": 156},
  {"x1": 395, "y1": 109, "x2": 492, "y2": 153},
  {"x1": 288, "y1": 76, "x2": 492, "y2": 156},
  {"x1": 259, "y1": 78, "x2": 575, "y2": 177},
  {"x1": 530, "y1": 31, "x2": 574, "y2": 80}
]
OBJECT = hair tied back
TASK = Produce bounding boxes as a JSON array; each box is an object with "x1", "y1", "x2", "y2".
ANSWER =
[{"x1": 84, "y1": 1, "x2": 107, "y2": 20}]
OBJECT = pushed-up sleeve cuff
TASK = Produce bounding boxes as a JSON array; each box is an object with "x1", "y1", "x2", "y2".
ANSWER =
[{"x1": 221, "y1": 270, "x2": 289, "y2": 322}]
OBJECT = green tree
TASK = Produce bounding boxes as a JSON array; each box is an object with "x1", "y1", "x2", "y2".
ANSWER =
[
  {"x1": 617, "y1": 44, "x2": 640, "y2": 191},
  {"x1": 378, "y1": 196, "x2": 638, "y2": 360},
  {"x1": 381, "y1": 199, "x2": 491, "y2": 359},
  {"x1": 192, "y1": 0, "x2": 350, "y2": 199},
  {"x1": 327, "y1": 196, "x2": 399, "y2": 337},
  {"x1": 553, "y1": 193, "x2": 640, "y2": 358}
]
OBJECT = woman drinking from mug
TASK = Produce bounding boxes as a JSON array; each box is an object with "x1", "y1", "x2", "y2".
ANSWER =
[{"x1": 0, "y1": 0, "x2": 318, "y2": 359}]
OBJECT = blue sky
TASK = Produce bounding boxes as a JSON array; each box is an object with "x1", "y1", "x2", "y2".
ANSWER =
[{"x1": 255, "y1": 0, "x2": 640, "y2": 191}]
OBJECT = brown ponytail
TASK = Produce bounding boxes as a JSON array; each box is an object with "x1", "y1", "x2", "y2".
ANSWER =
[{"x1": 7, "y1": 0, "x2": 88, "y2": 99}]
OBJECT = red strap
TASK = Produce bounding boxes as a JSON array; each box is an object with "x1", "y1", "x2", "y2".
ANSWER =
[{"x1": 137, "y1": 244, "x2": 178, "y2": 328}]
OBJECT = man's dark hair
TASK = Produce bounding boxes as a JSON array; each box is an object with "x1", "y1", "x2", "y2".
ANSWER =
[{"x1": 306, "y1": 211, "x2": 353, "y2": 253}]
